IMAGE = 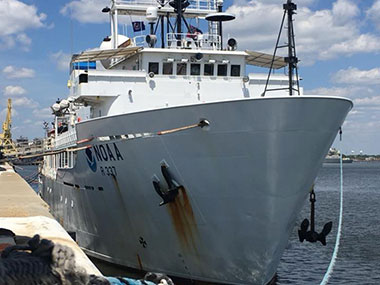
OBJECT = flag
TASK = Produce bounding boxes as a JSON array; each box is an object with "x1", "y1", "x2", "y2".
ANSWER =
[
  {"x1": 187, "y1": 25, "x2": 202, "y2": 39},
  {"x1": 132, "y1": 21, "x2": 146, "y2": 32}
]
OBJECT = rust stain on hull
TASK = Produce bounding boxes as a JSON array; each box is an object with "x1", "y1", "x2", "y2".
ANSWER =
[
  {"x1": 136, "y1": 254, "x2": 143, "y2": 271},
  {"x1": 167, "y1": 187, "x2": 199, "y2": 252},
  {"x1": 111, "y1": 175, "x2": 128, "y2": 213}
]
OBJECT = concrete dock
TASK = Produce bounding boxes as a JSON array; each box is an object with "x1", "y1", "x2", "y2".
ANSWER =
[{"x1": 0, "y1": 163, "x2": 101, "y2": 276}]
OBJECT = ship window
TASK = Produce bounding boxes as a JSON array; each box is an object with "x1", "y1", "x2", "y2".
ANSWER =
[
  {"x1": 204, "y1": 63, "x2": 214, "y2": 76},
  {"x1": 217, "y1": 64, "x2": 227, "y2": 76},
  {"x1": 176, "y1": 63, "x2": 187, "y2": 75},
  {"x1": 190, "y1": 64, "x2": 201, "y2": 75},
  {"x1": 163, "y1": 62, "x2": 173, "y2": 75},
  {"x1": 148, "y1": 62, "x2": 159, "y2": 74},
  {"x1": 231, "y1": 65, "x2": 241, "y2": 77}
]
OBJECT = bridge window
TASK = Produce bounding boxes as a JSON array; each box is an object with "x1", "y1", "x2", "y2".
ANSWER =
[
  {"x1": 231, "y1": 65, "x2": 241, "y2": 77},
  {"x1": 204, "y1": 63, "x2": 214, "y2": 76},
  {"x1": 177, "y1": 63, "x2": 187, "y2": 75},
  {"x1": 148, "y1": 62, "x2": 159, "y2": 74},
  {"x1": 190, "y1": 64, "x2": 200, "y2": 75},
  {"x1": 163, "y1": 62, "x2": 173, "y2": 75},
  {"x1": 217, "y1": 64, "x2": 227, "y2": 76}
]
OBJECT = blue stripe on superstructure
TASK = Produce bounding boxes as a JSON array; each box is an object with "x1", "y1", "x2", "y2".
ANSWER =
[{"x1": 72, "y1": 61, "x2": 96, "y2": 70}]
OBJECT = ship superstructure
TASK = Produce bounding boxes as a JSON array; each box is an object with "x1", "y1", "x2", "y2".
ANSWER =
[{"x1": 40, "y1": 1, "x2": 352, "y2": 284}]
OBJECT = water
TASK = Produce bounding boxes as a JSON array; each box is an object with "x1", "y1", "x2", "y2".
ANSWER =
[
  {"x1": 16, "y1": 162, "x2": 380, "y2": 284},
  {"x1": 277, "y1": 161, "x2": 380, "y2": 285},
  {"x1": 14, "y1": 165, "x2": 39, "y2": 192}
]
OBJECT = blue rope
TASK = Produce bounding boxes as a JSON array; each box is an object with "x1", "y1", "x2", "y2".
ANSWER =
[
  {"x1": 106, "y1": 277, "x2": 156, "y2": 285},
  {"x1": 320, "y1": 150, "x2": 344, "y2": 285}
]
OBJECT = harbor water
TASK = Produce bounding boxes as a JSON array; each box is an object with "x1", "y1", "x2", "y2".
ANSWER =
[
  {"x1": 17, "y1": 162, "x2": 380, "y2": 284},
  {"x1": 277, "y1": 161, "x2": 380, "y2": 284},
  {"x1": 15, "y1": 165, "x2": 39, "y2": 192}
]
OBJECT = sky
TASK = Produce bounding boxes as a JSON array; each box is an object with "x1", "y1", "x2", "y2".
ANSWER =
[{"x1": 0, "y1": 0, "x2": 379, "y2": 154}]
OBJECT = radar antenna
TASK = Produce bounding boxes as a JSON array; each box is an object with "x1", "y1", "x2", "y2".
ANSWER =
[{"x1": 262, "y1": 0, "x2": 300, "y2": 96}]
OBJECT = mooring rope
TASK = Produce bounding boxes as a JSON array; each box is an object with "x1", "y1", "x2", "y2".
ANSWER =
[
  {"x1": 0, "y1": 120, "x2": 210, "y2": 165},
  {"x1": 320, "y1": 149, "x2": 344, "y2": 285}
]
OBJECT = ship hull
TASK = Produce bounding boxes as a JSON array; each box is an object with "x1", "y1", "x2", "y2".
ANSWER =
[{"x1": 40, "y1": 96, "x2": 352, "y2": 284}]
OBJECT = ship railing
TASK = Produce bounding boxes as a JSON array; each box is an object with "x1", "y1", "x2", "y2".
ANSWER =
[
  {"x1": 167, "y1": 33, "x2": 221, "y2": 50},
  {"x1": 115, "y1": 0, "x2": 217, "y2": 11},
  {"x1": 55, "y1": 127, "x2": 77, "y2": 150}
]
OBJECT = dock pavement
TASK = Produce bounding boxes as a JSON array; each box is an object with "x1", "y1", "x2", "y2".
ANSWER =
[{"x1": 0, "y1": 163, "x2": 101, "y2": 276}]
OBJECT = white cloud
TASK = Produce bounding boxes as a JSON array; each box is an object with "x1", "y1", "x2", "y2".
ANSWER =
[
  {"x1": 332, "y1": 67, "x2": 380, "y2": 85},
  {"x1": 3, "y1": 85, "x2": 26, "y2": 96},
  {"x1": 320, "y1": 34, "x2": 380, "y2": 60},
  {"x1": 3, "y1": 65, "x2": 35, "y2": 79},
  {"x1": 11, "y1": 97, "x2": 39, "y2": 108},
  {"x1": 0, "y1": 36, "x2": 16, "y2": 50},
  {"x1": 353, "y1": 96, "x2": 380, "y2": 106},
  {"x1": 16, "y1": 33, "x2": 32, "y2": 51},
  {"x1": 332, "y1": 0, "x2": 360, "y2": 25},
  {"x1": 0, "y1": 0, "x2": 46, "y2": 36},
  {"x1": 33, "y1": 107, "x2": 53, "y2": 119},
  {"x1": 0, "y1": 0, "x2": 47, "y2": 50},
  {"x1": 0, "y1": 33, "x2": 35, "y2": 51},
  {"x1": 50, "y1": 51, "x2": 72, "y2": 71},
  {"x1": 343, "y1": 119, "x2": 380, "y2": 132},
  {"x1": 308, "y1": 71, "x2": 380, "y2": 141},
  {"x1": 60, "y1": 0, "x2": 108, "y2": 24},
  {"x1": 367, "y1": 0, "x2": 380, "y2": 31},
  {"x1": 224, "y1": 0, "x2": 380, "y2": 65},
  {"x1": 305, "y1": 86, "x2": 375, "y2": 99}
]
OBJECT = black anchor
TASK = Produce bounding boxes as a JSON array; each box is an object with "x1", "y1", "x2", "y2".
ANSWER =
[
  {"x1": 298, "y1": 187, "x2": 333, "y2": 246},
  {"x1": 153, "y1": 164, "x2": 181, "y2": 206}
]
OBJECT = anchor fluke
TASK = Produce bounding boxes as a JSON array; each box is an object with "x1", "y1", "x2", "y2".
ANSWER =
[
  {"x1": 298, "y1": 219, "x2": 332, "y2": 245},
  {"x1": 298, "y1": 218, "x2": 309, "y2": 242},
  {"x1": 152, "y1": 164, "x2": 181, "y2": 206},
  {"x1": 319, "y1": 221, "x2": 333, "y2": 246}
]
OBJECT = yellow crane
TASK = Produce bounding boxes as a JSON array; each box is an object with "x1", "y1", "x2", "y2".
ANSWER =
[{"x1": 0, "y1": 98, "x2": 17, "y2": 154}]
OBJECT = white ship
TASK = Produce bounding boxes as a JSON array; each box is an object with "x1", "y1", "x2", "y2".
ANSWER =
[{"x1": 39, "y1": 0, "x2": 352, "y2": 284}]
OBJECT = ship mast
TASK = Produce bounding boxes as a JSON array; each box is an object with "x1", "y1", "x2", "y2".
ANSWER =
[
  {"x1": 262, "y1": 0, "x2": 300, "y2": 96},
  {"x1": 284, "y1": 0, "x2": 299, "y2": 96}
]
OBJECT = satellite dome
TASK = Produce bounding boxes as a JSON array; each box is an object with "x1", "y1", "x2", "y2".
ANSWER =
[
  {"x1": 146, "y1": 7, "x2": 158, "y2": 23},
  {"x1": 99, "y1": 34, "x2": 130, "y2": 68}
]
